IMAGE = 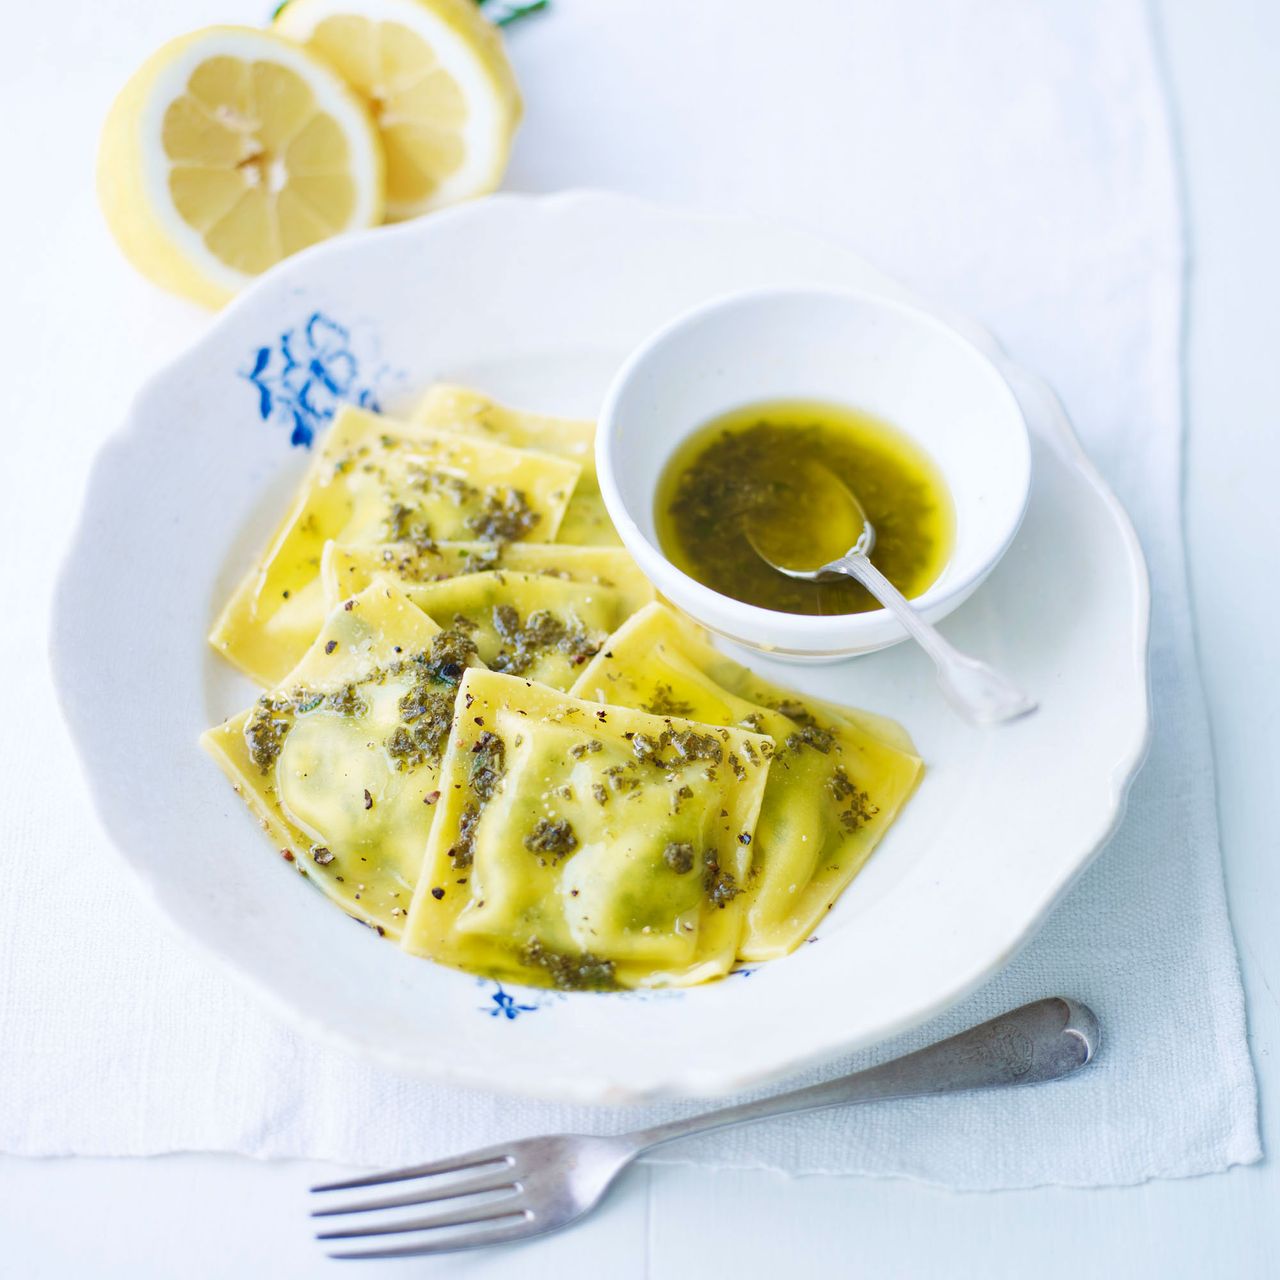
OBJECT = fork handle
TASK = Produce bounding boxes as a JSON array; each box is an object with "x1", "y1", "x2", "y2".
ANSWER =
[{"x1": 628, "y1": 997, "x2": 1098, "y2": 1153}]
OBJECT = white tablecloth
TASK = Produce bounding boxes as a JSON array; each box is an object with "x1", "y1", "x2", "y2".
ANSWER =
[{"x1": 0, "y1": 0, "x2": 1258, "y2": 1187}]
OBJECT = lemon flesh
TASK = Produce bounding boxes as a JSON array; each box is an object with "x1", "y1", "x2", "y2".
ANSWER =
[
  {"x1": 275, "y1": 0, "x2": 521, "y2": 219},
  {"x1": 98, "y1": 26, "x2": 384, "y2": 307}
]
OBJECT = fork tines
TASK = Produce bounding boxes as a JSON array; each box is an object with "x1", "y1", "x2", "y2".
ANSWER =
[
  {"x1": 311, "y1": 1149, "x2": 531, "y2": 1260},
  {"x1": 310, "y1": 1145, "x2": 512, "y2": 1194}
]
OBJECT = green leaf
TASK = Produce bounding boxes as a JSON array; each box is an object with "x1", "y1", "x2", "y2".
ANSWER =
[{"x1": 477, "y1": 0, "x2": 550, "y2": 28}]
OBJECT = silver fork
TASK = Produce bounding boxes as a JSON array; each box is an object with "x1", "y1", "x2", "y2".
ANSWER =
[{"x1": 311, "y1": 995, "x2": 1097, "y2": 1260}]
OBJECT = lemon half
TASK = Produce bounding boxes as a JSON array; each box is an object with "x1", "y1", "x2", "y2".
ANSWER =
[
  {"x1": 98, "y1": 26, "x2": 384, "y2": 307},
  {"x1": 274, "y1": 0, "x2": 521, "y2": 220}
]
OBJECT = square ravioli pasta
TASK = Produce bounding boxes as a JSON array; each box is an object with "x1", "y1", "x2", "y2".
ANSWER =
[
  {"x1": 362, "y1": 568, "x2": 650, "y2": 692},
  {"x1": 320, "y1": 540, "x2": 655, "y2": 618},
  {"x1": 201, "y1": 579, "x2": 482, "y2": 939},
  {"x1": 209, "y1": 404, "x2": 581, "y2": 686},
  {"x1": 570, "y1": 604, "x2": 924, "y2": 960},
  {"x1": 401, "y1": 668, "x2": 774, "y2": 990},
  {"x1": 414, "y1": 384, "x2": 619, "y2": 546}
]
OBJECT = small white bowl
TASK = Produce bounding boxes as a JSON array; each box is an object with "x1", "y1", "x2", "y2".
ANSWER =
[{"x1": 596, "y1": 287, "x2": 1033, "y2": 659}]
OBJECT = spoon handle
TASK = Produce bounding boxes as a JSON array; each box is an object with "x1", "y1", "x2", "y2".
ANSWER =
[{"x1": 829, "y1": 552, "x2": 1037, "y2": 726}]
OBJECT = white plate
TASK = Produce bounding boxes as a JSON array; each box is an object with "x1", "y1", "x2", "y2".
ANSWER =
[{"x1": 52, "y1": 192, "x2": 1150, "y2": 1103}]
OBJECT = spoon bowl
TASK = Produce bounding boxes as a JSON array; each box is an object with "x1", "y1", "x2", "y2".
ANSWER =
[
  {"x1": 746, "y1": 460, "x2": 1037, "y2": 726},
  {"x1": 746, "y1": 460, "x2": 875, "y2": 575}
]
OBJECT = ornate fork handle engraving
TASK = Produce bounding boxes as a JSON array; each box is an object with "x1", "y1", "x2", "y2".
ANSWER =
[{"x1": 631, "y1": 997, "x2": 1097, "y2": 1151}]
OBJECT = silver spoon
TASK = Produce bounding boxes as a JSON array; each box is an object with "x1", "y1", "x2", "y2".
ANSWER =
[{"x1": 746, "y1": 460, "x2": 1036, "y2": 726}]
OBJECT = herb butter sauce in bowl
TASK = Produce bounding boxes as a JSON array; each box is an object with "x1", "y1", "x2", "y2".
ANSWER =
[
  {"x1": 597, "y1": 288, "x2": 1032, "y2": 660},
  {"x1": 655, "y1": 398, "x2": 955, "y2": 616}
]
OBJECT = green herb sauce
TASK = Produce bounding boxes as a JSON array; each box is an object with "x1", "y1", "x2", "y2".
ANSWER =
[{"x1": 655, "y1": 400, "x2": 954, "y2": 615}]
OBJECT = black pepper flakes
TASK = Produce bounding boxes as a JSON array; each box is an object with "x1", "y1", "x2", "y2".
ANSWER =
[
  {"x1": 324, "y1": 640, "x2": 338, "y2": 655},
  {"x1": 363, "y1": 789, "x2": 374, "y2": 810},
  {"x1": 430, "y1": 886, "x2": 445, "y2": 900}
]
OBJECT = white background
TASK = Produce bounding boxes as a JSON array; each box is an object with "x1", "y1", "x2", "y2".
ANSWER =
[{"x1": 2, "y1": 0, "x2": 1277, "y2": 1275}]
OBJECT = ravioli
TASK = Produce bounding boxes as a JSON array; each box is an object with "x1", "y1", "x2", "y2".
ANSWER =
[
  {"x1": 209, "y1": 404, "x2": 581, "y2": 686},
  {"x1": 321, "y1": 540, "x2": 655, "y2": 619},
  {"x1": 570, "y1": 604, "x2": 923, "y2": 960},
  {"x1": 201, "y1": 579, "x2": 482, "y2": 939},
  {"x1": 415, "y1": 384, "x2": 619, "y2": 546},
  {"x1": 697, "y1": 650, "x2": 919, "y2": 757},
  {"x1": 401, "y1": 668, "x2": 773, "y2": 989},
  {"x1": 383, "y1": 569, "x2": 643, "y2": 692}
]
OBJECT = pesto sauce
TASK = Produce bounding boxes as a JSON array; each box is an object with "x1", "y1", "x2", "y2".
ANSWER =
[
  {"x1": 655, "y1": 400, "x2": 954, "y2": 616},
  {"x1": 521, "y1": 938, "x2": 618, "y2": 992},
  {"x1": 489, "y1": 604, "x2": 599, "y2": 675},
  {"x1": 245, "y1": 628, "x2": 475, "y2": 777},
  {"x1": 523, "y1": 817, "x2": 579, "y2": 862}
]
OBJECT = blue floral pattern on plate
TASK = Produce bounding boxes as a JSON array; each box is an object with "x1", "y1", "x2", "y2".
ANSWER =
[
  {"x1": 476, "y1": 976, "x2": 701, "y2": 1019},
  {"x1": 484, "y1": 985, "x2": 541, "y2": 1020},
  {"x1": 478, "y1": 980, "x2": 563, "y2": 1020},
  {"x1": 242, "y1": 311, "x2": 385, "y2": 447}
]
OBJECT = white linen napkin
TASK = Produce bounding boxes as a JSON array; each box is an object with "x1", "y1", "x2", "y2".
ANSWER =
[{"x1": 0, "y1": 0, "x2": 1259, "y2": 1187}]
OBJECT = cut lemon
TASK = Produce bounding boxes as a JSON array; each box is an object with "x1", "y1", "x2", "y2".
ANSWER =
[
  {"x1": 98, "y1": 26, "x2": 384, "y2": 307},
  {"x1": 274, "y1": 0, "x2": 521, "y2": 220}
]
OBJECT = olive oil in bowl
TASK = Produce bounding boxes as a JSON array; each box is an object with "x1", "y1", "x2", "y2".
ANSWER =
[{"x1": 655, "y1": 400, "x2": 954, "y2": 616}]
